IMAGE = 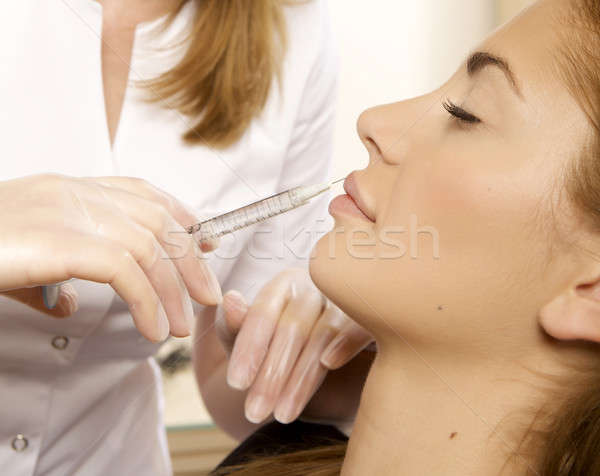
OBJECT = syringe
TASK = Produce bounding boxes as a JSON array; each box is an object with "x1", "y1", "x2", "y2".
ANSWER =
[
  {"x1": 187, "y1": 178, "x2": 344, "y2": 241},
  {"x1": 41, "y1": 178, "x2": 344, "y2": 309}
]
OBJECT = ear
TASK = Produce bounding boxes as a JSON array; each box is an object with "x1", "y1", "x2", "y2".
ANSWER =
[{"x1": 539, "y1": 278, "x2": 600, "y2": 343}]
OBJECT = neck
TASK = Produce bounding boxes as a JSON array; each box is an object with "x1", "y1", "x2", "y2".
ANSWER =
[{"x1": 342, "y1": 347, "x2": 546, "y2": 476}]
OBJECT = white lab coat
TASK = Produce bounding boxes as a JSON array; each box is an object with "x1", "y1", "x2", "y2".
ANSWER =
[{"x1": 0, "y1": 0, "x2": 337, "y2": 474}]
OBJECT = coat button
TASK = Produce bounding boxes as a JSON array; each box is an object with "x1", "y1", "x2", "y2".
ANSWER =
[
  {"x1": 11, "y1": 434, "x2": 28, "y2": 452},
  {"x1": 51, "y1": 336, "x2": 69, "y2": 350}
]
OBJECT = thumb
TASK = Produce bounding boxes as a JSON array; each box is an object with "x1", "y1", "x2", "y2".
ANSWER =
[
  {"x1": 215, "y1": 290, "x2": 249, "y2": 355},
  {"x1": 2, "y1": 284, "x2": 79, "y2": 318}
]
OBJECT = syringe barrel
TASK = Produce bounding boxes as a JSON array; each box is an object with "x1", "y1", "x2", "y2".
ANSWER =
[{"x1": 193, "y1": 187, "x2": 307, "y2": 240}]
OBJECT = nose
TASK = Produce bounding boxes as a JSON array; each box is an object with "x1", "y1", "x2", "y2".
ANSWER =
[
  {"x1": 357, "y1": 106, "x2": 385, "y2": 165},
  {"x1": 358, "y1": 103, "x2": 410, "y2": 166},
  {"x1": 357, "y1": 98, "x2": 427, "y2": 166}
]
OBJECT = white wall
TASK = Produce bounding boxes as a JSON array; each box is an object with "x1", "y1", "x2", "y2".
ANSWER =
[{"x1": 328, "y1": 0, "x2": 496, "y2": 179}]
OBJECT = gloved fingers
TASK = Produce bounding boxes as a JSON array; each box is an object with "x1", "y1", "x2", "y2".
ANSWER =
[
  {"x1": 226, "y1": 271, "x2": 298, "y2": 391},
  {"x1": 2, "y1": 283, "x2": 79, "y2": 318},
  {"x1": 88, "y1": 175, "x2": 223, "y2": 253},
  {"x1": 89, "y1": 207, "x2": 195, "y2": 337},
  {"x1": 242, "y1": 291, "x2": 324, "y2": 424},
  {"x1": 320, "y1": 319, "x2": 374, "y2": 370},
  {"x1": 90, "y1": 176, "x2": 222, "y2": 255},
  {"x1": 87, "y1": 176, "x2": 199, "y2": 231},
  {"x1": 216, "y1": 290, "x2": 249, "y2": 356},
  {"x1": 242, "y1": 321, "x2": 305, "y2": 424},
  {"x1": 62, "y1": 234, "x2": 168, "y2": 342},
  {"x1": 0, "y1": 174, "x2": 204, "y2": 341},
  {"x1": 273, "y1": 304, "x2": 347, "y2": 424},
  {"x1": 92, "y1": 184, "x2": 222, "y2": 306}
]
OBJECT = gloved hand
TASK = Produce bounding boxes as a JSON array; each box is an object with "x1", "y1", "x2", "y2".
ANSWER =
[
  {"x1": 0, "y1": 173, "x2": 222, "y2": 342},
  {"x1": 218, "y1": 268, "x2": 373, "y2": 424}
]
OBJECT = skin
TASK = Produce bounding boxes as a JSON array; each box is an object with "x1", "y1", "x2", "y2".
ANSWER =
[
  {"x1": 99, "y1": 0, "x2": 179, "y2": 145},
  {"x1": 308, "y1": 0, "x2": 600, "y2": 474}
]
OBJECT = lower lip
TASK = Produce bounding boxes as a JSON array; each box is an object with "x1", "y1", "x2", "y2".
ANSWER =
[{"x1": 329, "y1": 194, "x2": 373, "y2": 222}]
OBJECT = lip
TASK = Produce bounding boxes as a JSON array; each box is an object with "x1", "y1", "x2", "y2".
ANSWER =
[
  {"x1": 328, "y1": 172, "x2": 375, "y2": 223},
  {"x1": 344, "y1": 173, "x2": 376, "y2": 222}
]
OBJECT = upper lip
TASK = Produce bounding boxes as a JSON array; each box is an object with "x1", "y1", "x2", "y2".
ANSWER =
[{"x1": 343, "y1": 173, "x2": 376, "y2": 222}]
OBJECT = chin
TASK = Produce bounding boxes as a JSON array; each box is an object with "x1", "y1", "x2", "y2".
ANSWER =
[
  {"x1": 310, "y1": 230, "x2": 350, "y2": 304},
  {"x1": 308, "y1": 233, "x2": 337, "y2": 298},
  {"x1": 309, "y1": 221, "x2": 438, "y2": 345},
  {"x1": 308, "y1": 229, "x2": 380, "y2": 333}
]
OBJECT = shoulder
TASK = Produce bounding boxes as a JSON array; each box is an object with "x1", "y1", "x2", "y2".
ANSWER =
[
  {"x1": 283, "y1": 0, "x2": 331, "y2": 36},
  {"x1": 281, "y1": 0, "x2": 337, "y2": 75}
]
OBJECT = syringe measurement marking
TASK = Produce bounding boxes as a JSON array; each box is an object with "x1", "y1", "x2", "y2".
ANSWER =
[{"x1": 188, "y1": 179, "x2": 343, "y2": 239}]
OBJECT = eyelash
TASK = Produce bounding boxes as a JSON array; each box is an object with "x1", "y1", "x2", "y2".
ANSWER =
[{"x1": 442, "y1": 99, "x2": 481, "y2": 124}]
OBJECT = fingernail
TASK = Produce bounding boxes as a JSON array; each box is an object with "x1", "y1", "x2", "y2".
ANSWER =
[
  {"x1": 246, "y1": 395, "x2": 269, "y2": 424},
  {"x1": 320, "y1": 334, "x2": 348, "y2": 369},
  {"x1": 274, "y1": 400, "x2": 297, "y2": 424},
  {"x1": 157, "y1": 304, "x2": 170, "y2": 341},
  {"x1": 227, "y1": 361, "x2": 249, "y2": 390},
  {"x1": 222, "y1": 290, "x2": 246, "y2": 316},
  {"x1": 58, "y1": 289, "x2": 79, "y2": 314}
]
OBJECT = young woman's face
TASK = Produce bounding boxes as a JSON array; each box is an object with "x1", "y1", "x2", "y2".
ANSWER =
[{"x1": 310, "y1": 0, "x2": 593, "y2": 355}]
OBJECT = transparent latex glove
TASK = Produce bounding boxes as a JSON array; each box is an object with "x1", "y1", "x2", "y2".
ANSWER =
[
  {"x1": 0, "y1": 174, "x2": 222, "y2": 342},
  {"x1": 221, "y1": 268, "x2": 373, "y2": 425}
]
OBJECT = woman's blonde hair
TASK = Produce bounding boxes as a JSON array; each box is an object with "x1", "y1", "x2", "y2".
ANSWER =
[{"x1": 145, "y1": 0, "x2": 288, "y2": 148}]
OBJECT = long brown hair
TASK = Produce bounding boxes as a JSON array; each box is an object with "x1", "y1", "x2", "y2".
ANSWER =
[
  {"x1": 144, "y1": 0, "x2": 288, "y2": 148},
  {"x1": 212, "y1": 1, "x2": 600, "y2": 475},
  {"x1": 540, "y1": 0, "x2": 600, "y2": 472},
  {"x1": 211, "y1": 444, "x2": 346, "y2": 476}
]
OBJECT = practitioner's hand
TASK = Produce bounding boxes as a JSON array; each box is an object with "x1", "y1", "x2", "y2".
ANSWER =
[
  {"x1": 0, "y1": 174, "x2": 222, "y2": 342},
  {"x1": 220, "y1": 268, "x2": 373, "y2": 424}
]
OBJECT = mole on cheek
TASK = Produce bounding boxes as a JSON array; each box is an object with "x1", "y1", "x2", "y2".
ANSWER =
[
  {"x1": 437, "y1": 305, "x2": 444, "y2": 311},
  {"x1": 450, "y1": 432, "x2": 457, "y2": 439}
]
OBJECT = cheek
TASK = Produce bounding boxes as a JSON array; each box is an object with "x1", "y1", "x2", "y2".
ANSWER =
[
  {"x1": 382, "y1": 135, "x2": 551, "y2": 254},
  {"x1": 311, "y1": 145, "x2": 555, "y2": 347},
  {"x1": 382, "y1": 145, "x2": 552, "y2": 323}
]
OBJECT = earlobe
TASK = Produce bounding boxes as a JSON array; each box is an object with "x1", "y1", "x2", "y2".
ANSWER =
[{"x1": 539, "y1": 285, "x2": 600, "y2": 343}]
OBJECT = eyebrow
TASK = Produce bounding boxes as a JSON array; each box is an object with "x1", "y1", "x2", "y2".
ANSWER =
[{"x1": 467, "y1": 51, "x2": 522, "y2": 98}]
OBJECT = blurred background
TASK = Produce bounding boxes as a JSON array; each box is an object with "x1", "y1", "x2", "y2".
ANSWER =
[{"x1": 163, "y1": 0, "x2": 535, "y2": 473}]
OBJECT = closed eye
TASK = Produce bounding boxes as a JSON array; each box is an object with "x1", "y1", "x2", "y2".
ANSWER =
[{"x1": 443, "y1": 99, "x2": 481, "y2": 124}]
